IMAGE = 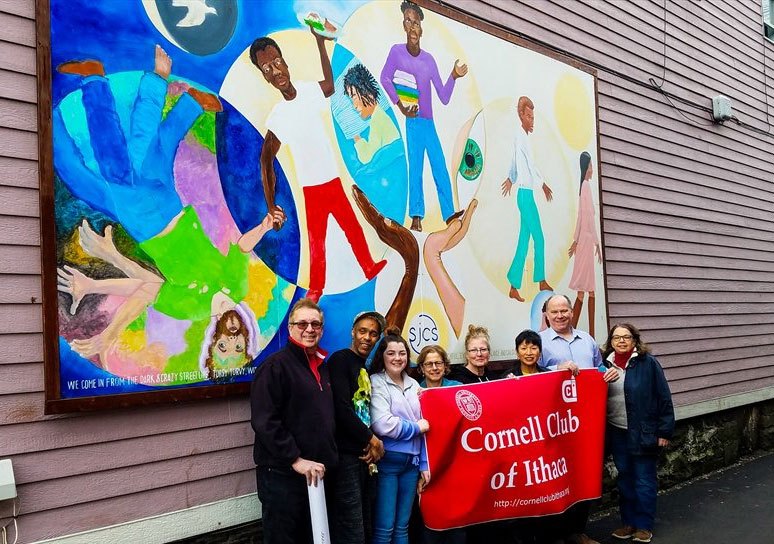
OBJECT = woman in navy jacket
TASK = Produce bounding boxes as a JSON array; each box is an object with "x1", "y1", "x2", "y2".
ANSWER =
[{"x1": 602, "y1": 323, "x2": 674, "y2": 544}]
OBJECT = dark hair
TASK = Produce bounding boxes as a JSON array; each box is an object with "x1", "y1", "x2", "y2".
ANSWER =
[
  {"x1": 579, "y1": 151, "x2": 591, "y2": 196},
  {"x1": 515, "y1": 329, "x2": 542, "y2": 352},
  {"x1": 417, "y1": 344, "x2": 451, "y2": 377},
  {"x1": 601, "y1": 323, "x2": 651, "y2": 359},
  {"x1": 343, "y1": 63, "x2": 380, "y2": 107},
  {"x1": 542, "y1": 294, "x2": 573, "y2": 313},
  {"x1": 249, "y1": 37, "x2": 281, "y2": 68},
  {"x1": 369, "y1": 326, "x2": 411, "y2": 375},
  {"x1": 400, "y1": 0, "x2": 424, "y2": 19}
]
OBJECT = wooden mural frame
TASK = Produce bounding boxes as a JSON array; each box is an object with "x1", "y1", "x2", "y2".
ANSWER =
[{"x1": 37, "y1": 0, "x2": 608, "y2": 413}]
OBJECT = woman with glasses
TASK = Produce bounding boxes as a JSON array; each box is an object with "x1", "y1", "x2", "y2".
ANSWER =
[
  {"x1": 415, "y1": 345, "x2": 464, "y2": 544},
  {"x1": 370, "y1": 326, "x2": 430, "y2": 544},
  {"x1": 417, "y1": 345, "x2": 461, "y2": 389},
  {"x1": 448, "y1": 325, "x2": 498, "y2": 384},
  {"x1": 601, "y1": 323, "x2": 674, "y2": 544}
]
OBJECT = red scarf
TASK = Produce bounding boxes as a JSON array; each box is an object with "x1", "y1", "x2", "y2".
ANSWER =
[{"x1": 613, "y1": 349, "x2": 634, "y2": 368}]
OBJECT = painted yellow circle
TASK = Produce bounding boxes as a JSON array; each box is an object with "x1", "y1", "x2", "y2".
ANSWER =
[{"x1": 554, "y1": 73, "x2": 594, "y2": 151}]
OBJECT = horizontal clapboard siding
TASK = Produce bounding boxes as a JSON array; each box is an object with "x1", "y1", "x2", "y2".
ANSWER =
[
  {"x1": 451, "y1": 0, "x2": 774, "y2": 404},
  {"x1": 0, "y1": 3, "x2": 257, "y2": 542},
  {"x1": 0, "y1": 0, "x2": 772, "y2": 542}
]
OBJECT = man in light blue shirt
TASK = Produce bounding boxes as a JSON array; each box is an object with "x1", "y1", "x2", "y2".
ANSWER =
[
  {"x1": 539, "y1": 293, "x2": 602, "y2": 372},
  {"x1": 538, "y1": 293, "x2": 606, "y2": 544}
]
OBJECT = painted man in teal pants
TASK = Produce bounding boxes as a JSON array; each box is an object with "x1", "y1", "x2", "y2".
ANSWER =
[{"x1": 501, "y1": 96, "x2": 554, "y2": 302}]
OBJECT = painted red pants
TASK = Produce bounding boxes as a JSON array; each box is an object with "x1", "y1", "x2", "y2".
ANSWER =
[{"x1": 303, "y1": 178, "x2": 377, "y2": 292}]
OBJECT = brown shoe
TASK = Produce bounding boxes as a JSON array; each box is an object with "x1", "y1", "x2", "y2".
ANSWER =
[
  {"x1": 57, "y1": 60, "x2": 105, "y2": 77},
  {"x1": 187, "y1": 87, "x2": 223, "y2": 112},
  {"x1": 612, "y1": 526, "x2": 635, "y2": 539},
  {"x1": 631, "y1": 530, "x2": 652, "y2": 543},
  {"x1": 410, "y1": 216, "x2": 422, "y2": 232}
]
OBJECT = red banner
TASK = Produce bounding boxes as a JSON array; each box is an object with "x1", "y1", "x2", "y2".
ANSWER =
[{"x1": 418, "y1": 370, "x2": 607, "y2": 530}]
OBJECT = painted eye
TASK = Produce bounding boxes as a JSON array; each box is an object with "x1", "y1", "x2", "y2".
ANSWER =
[
  {"x1": 217, "y1": 342, "x2": 227, "y2": 353},
  {"x1": 458, "y1": 138, "x2": 483, "y2": 180},
  {"x1": 235, "y1": 343, "x2": 244, "y2": 353},
  {"x1": 453, "y1": 109, "x2": 486, "y2": 210}
]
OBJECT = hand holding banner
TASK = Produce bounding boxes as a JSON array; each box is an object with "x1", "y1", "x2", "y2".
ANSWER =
[{"x1": 418, "y1": 370, "x2": 607, "y2": 530}]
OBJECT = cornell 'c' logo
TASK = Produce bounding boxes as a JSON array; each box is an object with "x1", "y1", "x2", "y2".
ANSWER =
[{"x1": 455, "y1": 389, "x2": 482, "y2": 421}]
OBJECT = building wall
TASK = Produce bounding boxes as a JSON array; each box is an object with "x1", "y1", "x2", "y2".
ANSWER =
[
  {"x1": 443, "y1": 0, "x2": 774, "y2": 407},
  {"x1": 0, "y1": 0, "x2": 772, "y2": 542},
  {"x1": 0, "y1": 4, "x2": 258, "y2": 543}
]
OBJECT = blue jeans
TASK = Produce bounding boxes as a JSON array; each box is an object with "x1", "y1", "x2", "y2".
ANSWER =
[
  {"x1": 608, "y1": 425, "x2": 658, "y2": 530},
  {"x1": 53, "y1": 73, "x2": 201, "y2": 242},
  {"x1": 373, "y1": 451, "x2": 420, "y2": 544},
  {"x1": 406, "y1": 117, "x2": 454, "y2": 221},
  {"x1": 507, "y1": 187, "x2": 545, "y2": 288}
]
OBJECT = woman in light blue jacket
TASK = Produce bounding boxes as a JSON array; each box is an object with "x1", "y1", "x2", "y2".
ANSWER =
[{"x1": 370, "y1": 326, "x2": 429, "y2": 544}]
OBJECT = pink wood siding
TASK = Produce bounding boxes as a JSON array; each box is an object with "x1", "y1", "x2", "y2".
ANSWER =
[
  {"x1": 0, "y1": 0, "x2": 773, "y2": 542},
  {"x1": 446, "y1": 0, "x2": 774, "y2": 405},
  {"x1": 0, "y1": 3, "x2": 257, "y2": 541}
]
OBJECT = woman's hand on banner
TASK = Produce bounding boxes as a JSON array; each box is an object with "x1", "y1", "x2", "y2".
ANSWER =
[
  {"x1": 418, "y1": 470, "x2": 431, "y2": 493},
  {"x1": 418, "y1": 418, "x2": 430, "y2": 433}
]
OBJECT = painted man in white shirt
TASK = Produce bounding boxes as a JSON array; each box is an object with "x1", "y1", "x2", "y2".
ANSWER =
[
  {"x1": 501, "y1": 96, "x2": 554, "y2": 302},
  {"x1": 250, "y1": 33, "x2": 386, "y2": 302}
]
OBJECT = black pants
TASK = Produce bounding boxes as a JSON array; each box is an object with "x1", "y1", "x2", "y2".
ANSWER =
[
  {"x1": 256, "y1": 466, "x2": 333, "y2": 544},
  {"x1": 558, "y1": 500, "x2": 592, "y2": 538},
  {"x1": 330, "y1": 453, "x2": 376, "y2": 544}
]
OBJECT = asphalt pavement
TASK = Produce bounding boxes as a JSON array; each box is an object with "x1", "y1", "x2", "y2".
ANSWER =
[{"x1": 586, "y1": 451, "x2": 774, "y2": 544}]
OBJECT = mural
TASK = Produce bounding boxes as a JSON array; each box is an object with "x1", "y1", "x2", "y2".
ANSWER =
[{"x1": 42, "y1": 0, "x2": 606, "y2": 409}]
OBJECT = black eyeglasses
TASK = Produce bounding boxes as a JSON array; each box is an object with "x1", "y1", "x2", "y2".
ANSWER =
[
  {"x1": 290, "y1": 321, "x2": 323, "y2": 331},
  {"x1": 611, "y1": 335, "x2": 633, "y2": 341}
]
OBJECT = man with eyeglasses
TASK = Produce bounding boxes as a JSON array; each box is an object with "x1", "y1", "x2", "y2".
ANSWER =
[
  {"x1": 380, "y1": 0, "x2": 468, "y2": 232},
  {"x1": 327, "y1": 311, "x2": 387, "y2": 544},
  {"x1": 251, "y1": 298, "x2": 336, "y2": 543},
  {"x1": 538, "y1": 294, "x2": 616, "y2": 544},
  {"x1": 248, "y1": 34, "x2": 386, "y2": 303}
]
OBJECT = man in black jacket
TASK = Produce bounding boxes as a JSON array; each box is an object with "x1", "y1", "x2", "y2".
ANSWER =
[
  {"x1": 328, "y1": 311, "x2": 386, "y2": 544},
  {"x1": 251, "y1": 298, "x2": 335, "y2": 544}
]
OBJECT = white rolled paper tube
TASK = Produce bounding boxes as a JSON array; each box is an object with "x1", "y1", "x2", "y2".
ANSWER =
[{"x1": 307, "y1": 479, "x2": 330, "y2": 544}]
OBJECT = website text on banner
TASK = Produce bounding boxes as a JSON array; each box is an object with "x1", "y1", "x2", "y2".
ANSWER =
[{"x1": 418, "y1": 369, "x2": 607, "y2": 530}]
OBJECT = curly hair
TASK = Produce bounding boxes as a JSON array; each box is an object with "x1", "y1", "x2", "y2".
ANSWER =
[
  {"x1": 601, "y1": 322, "x2": 651, "y2": 359},
  {"x1": 199, "y1": 304, "x2": 260, "y2": 381},
  {"x1": 369, "y1": 326, "x2": 411, "y2": 375},
  {"x1": 343, "y1": 63, "x2": 380, "y2": 108}
]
